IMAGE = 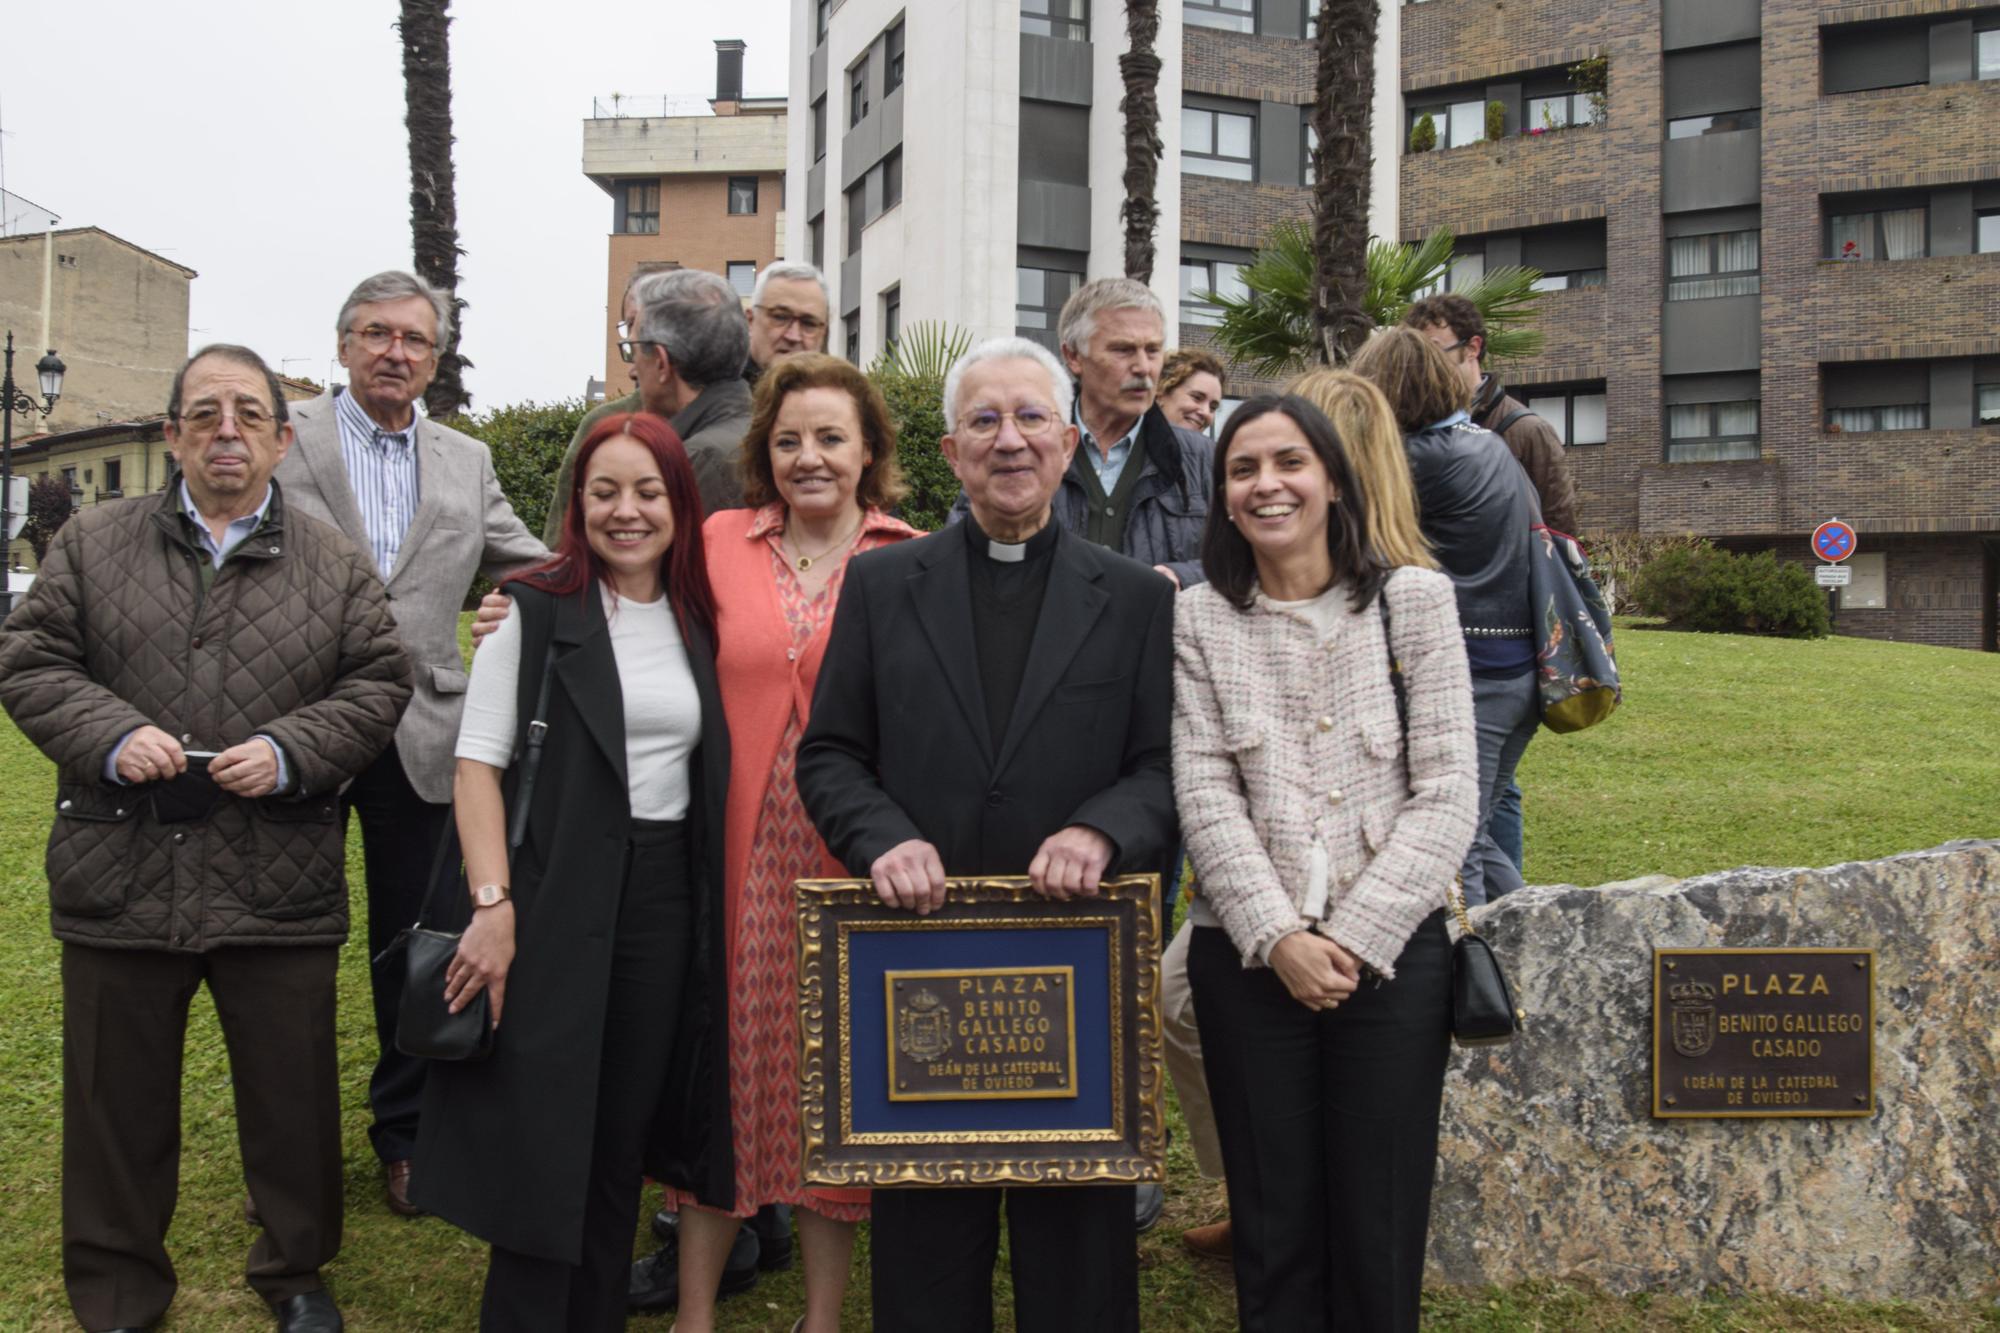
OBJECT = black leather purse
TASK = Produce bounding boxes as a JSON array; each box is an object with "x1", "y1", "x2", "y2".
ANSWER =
[
  {"x1": 376, "y1": 642, "x2": 556, "y2": 1063},
  {"x1": 1379, "y1": 594, "x2": 1524, "y2": 1047}
]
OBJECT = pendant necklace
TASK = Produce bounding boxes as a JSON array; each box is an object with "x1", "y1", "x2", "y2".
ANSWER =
[{"x1": 786, "y1": 517, "x2": 863, "y2": 572}]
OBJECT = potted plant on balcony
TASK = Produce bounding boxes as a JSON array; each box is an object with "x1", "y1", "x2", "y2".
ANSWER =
[
  {"x1": 1569, "y1": 55, "x2": 1608, "y2": 124},
  {"x1": 1485, "y1": 100, "x2": 1507, "y2": 142},
  {"x1": 1410, "y1": 113, "x2": 1437, "y2": 153}
]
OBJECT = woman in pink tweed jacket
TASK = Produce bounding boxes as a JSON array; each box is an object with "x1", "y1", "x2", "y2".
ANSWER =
[{"x1": 1172, "y1": 391, "x2": 1479, "y2": 1333}]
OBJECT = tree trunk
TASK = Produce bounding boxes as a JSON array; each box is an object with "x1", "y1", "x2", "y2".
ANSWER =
[
  {"x1": 1311, "y1": 0, "x2": 1379, "y2": 365},
  {"x1": 400, "y1": 0, "x2": 471, "y2": 416},
  {"x1": 1119, "y1": 1, "x2": 1163, "y2": 282}
]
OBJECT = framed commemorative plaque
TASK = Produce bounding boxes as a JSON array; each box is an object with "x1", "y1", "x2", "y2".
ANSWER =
[{"x1": 796, "y1": 875, "x2": 1165, "y2": 1187}]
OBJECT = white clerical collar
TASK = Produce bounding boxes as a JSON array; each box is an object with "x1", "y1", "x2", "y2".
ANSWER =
[{"x1": 987, "y1": 539, "x2": 1028, "y2": 563}]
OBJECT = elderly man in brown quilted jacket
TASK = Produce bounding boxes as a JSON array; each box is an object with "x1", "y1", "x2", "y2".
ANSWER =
[{"x1": 0, "y1": 345, "x2": 412, "y2": 1333}]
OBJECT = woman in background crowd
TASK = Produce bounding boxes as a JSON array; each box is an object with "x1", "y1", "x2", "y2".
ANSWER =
[
  {"x1": 1173, "y1": 393, "x2": 1478, "y2": 1331},
  {"x1": 416, "y1": 413, "x2": 735, "y2": 1331},
  {"x1": 1158, "y1": 347, "x2": 1230, "y2": 434},
  {"x1": 1351, "y1": 328, "x2": 1540, "y2": 907},
  {"x1": 665, "y1": 353, "x2": 921, "y2": 1333}
]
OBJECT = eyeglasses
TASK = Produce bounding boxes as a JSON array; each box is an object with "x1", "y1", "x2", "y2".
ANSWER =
[
  {"x1": 955, "y1": 406, "x2": 1059, "y2": 442},
  {"x1": 347, "y1": 324, "x2": 437, "y2": 357},
  {"x1": 755, "y1": 306, "x2": 828, "y2": 337},
  {"x1": 617, "y1": 339, "x2": 657, "y2": 364},
  {"x1": 176, "y1": 402, "x2": 275, "y2": 435}
]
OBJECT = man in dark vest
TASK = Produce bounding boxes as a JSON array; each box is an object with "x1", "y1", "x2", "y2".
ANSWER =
[{"x1": 798, "y1": 337, "x2": 1178, "y2": 1333}]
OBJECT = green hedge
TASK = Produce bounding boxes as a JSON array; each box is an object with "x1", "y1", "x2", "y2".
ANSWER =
[{"x1": 1632, "y1": 545, "x2": 1831, "y2": 638}]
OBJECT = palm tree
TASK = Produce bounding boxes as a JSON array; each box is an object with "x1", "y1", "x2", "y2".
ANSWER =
[
  {"x1": 1206, "y1": 220, "x2": 1547, "y2": 379},
  {"x1": 1119, "y1": 1, "x2": 1163, "y2": 281},
  {"x1": 1310, "y1": 0, "x2": 1380, "y2": 364},
  {"x1": 399, "y1": 0, "x2": 471, "y2": 416}
]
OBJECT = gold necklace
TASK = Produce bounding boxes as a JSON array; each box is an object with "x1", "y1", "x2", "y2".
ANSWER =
[{"x1": 785, "y1": 516, "x2": 863, "y2": 572}]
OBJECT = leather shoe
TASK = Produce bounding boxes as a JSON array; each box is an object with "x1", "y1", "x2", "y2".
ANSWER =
[
  {"x1": 385, "y1": 1159, "x2": 422, "y2": 1218},
  {"x1": 270, "y1": 1289, "x2": 343, "y2": 1332},
  {"x1": 628, "y1": 1219, "x2": 760, "y2": 1312},
  {"x1": 1182, "y1": 1218, "x2": 1233, "y2": 1260},
  {"x1": 748, "y1": 1203, "x2": 793, "y2": 1272},
  {"x1": 1134, "y1": 1182, "x2": 1165, "y2": 1233}
]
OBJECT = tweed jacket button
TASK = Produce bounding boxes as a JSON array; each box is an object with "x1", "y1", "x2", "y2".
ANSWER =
[
  {"x1": 1326, "y1": 789, "x2": 1344, "y2": 805},
  {"x1": 1316, "y1": 715, "x2": 1333, "y2": 731}
]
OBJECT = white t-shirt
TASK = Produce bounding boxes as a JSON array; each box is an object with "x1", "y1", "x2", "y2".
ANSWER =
[{"x1": 455, "y1": 585, "x2": 702, "y2": 820}]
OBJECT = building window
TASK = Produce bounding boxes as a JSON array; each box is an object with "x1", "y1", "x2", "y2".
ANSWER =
[
  {"x1": 1186, "y1": 0, "x2": 1255, "y2": 33},
  {"x1": 850, "y1": 57, "x2": 870, "y2": 128},
  {"x1": 883, "y1": 287, "x2": 902, "y2": 349},
  {"x1": 1825, "y1": 404, "x2": 1928, "y2": 432},
  {"x1": 844, "y1": 312, "x2": 862, "y2": 365},
  {"x1": 1978, "y1": 384, "x2": 2000, "y2": 425},
  {"x1": 1021, "y1": 0, "x2": 1088, "y2": 40},
  {"x1": 816, "y1": 0, "x2": 830, "y2": 43},
  {"x1": 885, "y1": 21, "x2": 905, "y2": 94},
  {"x1": 1526, "y1": 92, "x2": 1599, "y2": 130},
  {"x1": 1828, "y1": 208, "x2": 1926, "y2": 261},
  {"x1": 1667, "y1": 109, "x2": 1760, "y2": 137},
  {"x1": 1179, "y1": 256, "x2": 1249, "y2": 327},
  {"x1": 728, "y1": 177, "x2": 758, "y2": 216},
  {"x1": 1980, "y1": 28, "x2": 1999, "y2": 78},
  {"x1": 1182, "y1": 105, "x2": 1256, "y2": 180},
  {"x1": 62, "y1": 466, "x2": 78, "y2": 493},
  {"x1": 1522, "y1": 387, "x2": 1607, "y2": 446},
  {"x1": 1214, "y1": 397, "x2": 1247, "y2": 436},
  {"x1": 726, "y1": 262, "x2": 756, "y2": 298},
  {"x1": 881, "y1": 149, "x2": 903, "y2": 210},
  {"x1": 1668, "y1": 230, "x2": 1759, "y2": 299},
  {"x1": 846, "y1": 183, "x2": 866, "y2": 256},
  {"x1": 1302, "y1": 121, "x2": 1318, "y2": 185},
  {"x1": 1530, "y1": 269, "x2": 1606, "y2": 291},
  {"x1": 812, "y1": 95, "x2": 828, "y2": 161},
  {"x1": 103, "y1": 459, "x2": 122, "y2": 495},
  {"x1": 620, "y1": 180, "x2": 660, "y2": 234},
  {"x1": 1666, "y1": 400, "x2": 1759, "y2": 462},
  {"x1": 1017, "y1": 266, "x2": 1082, "y2": 333},
  {"x1": 809, "y1": 216, "x2": 825, "y2": 269},
  {"x1": 1409, "y1": 100, "x2": 1485, "y2": 150},
  {"x1": 1976, "y1": 211, "x2": 1999, "y2": 253}
]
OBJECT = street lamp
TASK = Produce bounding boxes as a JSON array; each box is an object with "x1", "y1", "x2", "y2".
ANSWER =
[{"x1": 2, "y1": 331, "x2": 67, "y2": 618}]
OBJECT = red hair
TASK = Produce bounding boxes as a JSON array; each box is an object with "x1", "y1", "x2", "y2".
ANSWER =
[{"x1": 508, "y1": 413, "x2": 716, "y2": 642}]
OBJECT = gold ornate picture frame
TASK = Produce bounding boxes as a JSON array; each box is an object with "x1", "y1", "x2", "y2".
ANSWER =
[{"x1": 796, "y1": 875, "x2": 1166, "y2": 1187}]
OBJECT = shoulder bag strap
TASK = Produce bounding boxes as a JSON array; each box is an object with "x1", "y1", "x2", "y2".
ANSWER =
[
  {"x1": 507, "y1": 640, "x2": 558, "y2": 851},
  {"x1": 1380, "y1": 588, "x2": 1477, "y2": 934}
]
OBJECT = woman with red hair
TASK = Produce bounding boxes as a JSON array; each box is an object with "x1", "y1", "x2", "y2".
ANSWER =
[{"x1": 413, "y1": 413, "x2": 737, "y2": 1330}]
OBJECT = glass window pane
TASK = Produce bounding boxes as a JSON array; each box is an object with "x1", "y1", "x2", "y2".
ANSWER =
[
  {"x1": 1449, "y1": 101, "x2": 1484, "y2": 147},
  {"x1": 1179, "y1": 262, "x2": 1207, "y2": 304},
  {"x1": 1881, "y1": 208, "x2": 1926, "y2": 260},
  {"x1": 1667, "y1": 115, "x2": 1714, "y2": 139},
  {"x1": 1572, "y1": 393, "x2": 1607, "y2": 444},
  {"x1": 1978, "y1": 29, "x2": 1999, "y2": 78},
  {"x1": 1667, "y1": 404, "x2": 1709, "y2": 438},
  {"x1": 1879, "y1": 404, "x2": 1928, "y2": 430},
  {"x1": 1216, "y1": 113, "x2": 1253, "y2": 160},
  {"x1": 1186, "y1": 156, "x2": 1255, "y2": 180},
  {"x1": 1446, "y1": 252, "x2": 1484, "y2": 291},
  {"x1": 1572, "y1": 92, "x2": 1600, "y2": 125},
  {"x1": 1826, "y1": 407, "x2": 1873, "y2": 432},
  {"x1": 1979, "y1": 214, "x2": 2000, "y2": 254},
  {"x1": 1715, "y1": 401, "x2": 1759, "y2": 437},
  {"x1": 1215, "y1": 262, "x2": 1249, "y2": 303},
  {"x1": 1977, "y1": 386, "x2": 2000, "y2": 424},
  {"x1": 1182, "y1": 108, "x2": 1213, "y2": 155},
  {"x1": 1668, "y1": 236, "x2": 1712, "y2": 278},
  {"x1": 1530, "y1": 275, "x2": 1567, "y2": 292},
  {"x1": 1829, "y1": 214, "x2": 1872, "y2": 260},
  {"x1": 1716, "y1": 230, "x2": 1759, "y2": 273},
  {"x1": 1018, "y1": 268, "x2": 1044, "y2": 306},
  {"x1": 1525, "y1": 395, "x2": 1567, "y2": 443},
  {"x1": 1527, "y1": 96, "x2": 1568, "y2": 130}
]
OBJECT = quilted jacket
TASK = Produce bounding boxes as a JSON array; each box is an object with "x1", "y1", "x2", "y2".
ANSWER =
[{"x1": 0, "y1": 483, "x2": 412, "y2": 951}]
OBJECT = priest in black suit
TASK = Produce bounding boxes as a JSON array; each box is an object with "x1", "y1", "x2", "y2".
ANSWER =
[{"x1": 798, "y1": 336, "x2": 1178, "y2": 1333}]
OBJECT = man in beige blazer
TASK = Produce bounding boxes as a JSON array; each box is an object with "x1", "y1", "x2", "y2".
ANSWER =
[{"x1": 275, "y1": 271, "x2": 545, "y2": 1216}]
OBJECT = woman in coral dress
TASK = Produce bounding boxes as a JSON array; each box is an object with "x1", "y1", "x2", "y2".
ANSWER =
[{"x1": 667, "y1": 353, "x2": 922, "y2": 1333}]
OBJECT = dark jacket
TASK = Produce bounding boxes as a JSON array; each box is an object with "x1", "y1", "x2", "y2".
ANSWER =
[
  {"x1": 948, "y1": 403, "x2": 1213, "y2": 588},
  {"x1": 546, "y1": 377, "x2": 752, "y2": 540},
  {"x1": 1402, "y1": 420, "x2": 1539, "y2": 638},
  {"x1": 1471, "y1": 374, "x2": 1579, "y2": 536},
  {"x1": 0, "y1": 484, "x2": 411, "y2": 950},
  {"x1": 798, "y1": 523, "x2": 1178, "y2": 883},
  {"x1": 412, "y1": 583, "x2": 735, "y2": 1261}
]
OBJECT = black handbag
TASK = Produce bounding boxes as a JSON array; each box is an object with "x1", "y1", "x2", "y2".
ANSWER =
[
  {"x1": 1379, "y1": 594, "x2": 1524, "y2": 1046},
  {"x1": 376, "y1": 641, "x2": 557, "y2": 1062}
]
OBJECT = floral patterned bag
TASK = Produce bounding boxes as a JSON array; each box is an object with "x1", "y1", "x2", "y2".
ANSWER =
[{"x1": 1527, "y1": 525, "x2": 1620, "y2": 732}]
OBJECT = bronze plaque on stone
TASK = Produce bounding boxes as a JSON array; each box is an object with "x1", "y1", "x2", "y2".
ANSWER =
[
  {"x1": 1653, "y1": 948, "x2": 1874, "y2": 1118},
  {"x1": 886, "y1": 967, "x2": 1079, "y2": 1101}
]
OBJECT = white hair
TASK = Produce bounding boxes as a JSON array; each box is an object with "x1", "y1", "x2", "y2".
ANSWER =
[
  {"x1": 752, "y1": 261, "x2": 830, "y2": 309},
  {"x1": 1056, "y1": 277, "x2": 1164, "y2": 357},
  {"x1": 941, "y1": 337, "x2": 1075, "y2": 425}
]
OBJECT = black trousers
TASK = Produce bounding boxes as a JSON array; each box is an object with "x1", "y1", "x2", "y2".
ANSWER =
[
  {"x1": 1188, "y1": 914, "x2": 1452, "y2": 1333},
  {"x1": 869, "y1": 1183, "x2": 1138, "y2": 1333},
  {"x1": 61, "y1": 941, "x2": 342, "y2": 1332},
  {"x1": 344, "y1": 740, "x2": 453, "y2": 1163},
  {"x1": 480, "y1": 819, "x2": 694, "y2": 1332}
]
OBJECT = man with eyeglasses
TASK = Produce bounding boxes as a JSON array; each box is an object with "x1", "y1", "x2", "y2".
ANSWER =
[
  {"x1": 743, "y1": 261, "x2": 830, "y2": 382},
  {"x1": 798, "y1": 338, "x2": 1176, "y2": 1333},
  {"x1": 277, "y1": 271, "x2": 546, "y2": 1221},
  {"x1": 0, "y1": 345, "x2": 412, "y2": 1333}
]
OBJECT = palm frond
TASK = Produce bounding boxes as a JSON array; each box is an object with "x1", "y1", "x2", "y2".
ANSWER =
[
  {"x1": 870, "y1": 322, "x2": 975, "y2": 382},
  {"x1": 1453, "y1": 266, "x2": 1547, "y2": 364}
]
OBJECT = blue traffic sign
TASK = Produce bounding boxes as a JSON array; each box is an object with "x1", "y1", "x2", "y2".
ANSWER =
[{"x1": 1812, "y1": 519, "x2": 1857, "y2": 563}]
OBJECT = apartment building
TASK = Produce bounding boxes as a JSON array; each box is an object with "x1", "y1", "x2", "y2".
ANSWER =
[
  {"x1": 788, "y1": 0, "x2": 1398, "y2": 395},
  {"x1": 1401, "y1": 0, "x2": 2000, "y2": 649},
  {"x1": 583, "y1": 40, "x2": 789, "y2": 394}
]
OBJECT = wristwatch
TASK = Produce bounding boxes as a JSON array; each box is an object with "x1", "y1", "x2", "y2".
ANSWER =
[{"x1": 469, "y1": 882, "x2": 511, "y2": 909}]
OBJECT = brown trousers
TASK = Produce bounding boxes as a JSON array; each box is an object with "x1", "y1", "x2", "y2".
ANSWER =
[{"x1": 61, "y1": 941, "x2": 342, "y2": 1331}]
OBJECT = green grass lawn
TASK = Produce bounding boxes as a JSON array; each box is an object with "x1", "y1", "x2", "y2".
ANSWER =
[{"x1": 0, "y1": 622, "x2": 1995, "y2": 1330}]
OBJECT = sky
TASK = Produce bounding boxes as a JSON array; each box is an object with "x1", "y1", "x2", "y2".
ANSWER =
[{"x1": 1, "y1": 0, "x2": 793, "y2": 410}]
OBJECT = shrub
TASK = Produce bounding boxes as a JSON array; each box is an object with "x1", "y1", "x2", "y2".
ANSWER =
[
  {"x1": 1409, "y1": 114, "x2": 1437, "y2": 153},
  {"x1": 1633, "y1": 545, "x2": 1830, "y2": 638},
  {"x1": 1589, "y1": 531, "x2": 1711, "y2": 615},
  {"x1": 1485, "y1": 100, "x2": 1507, "y2": 142},
  {"x1": 447, "y1": 399, "x2": 591, "y2": 547},
  {"x1": 871, "y1": 322, "x2": 973, "y2": 532}
]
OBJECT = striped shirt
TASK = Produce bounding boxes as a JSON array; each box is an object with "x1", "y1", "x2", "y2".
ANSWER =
[{"x1": 334, "y1": 386, "x2": 421, "y2": 579}]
